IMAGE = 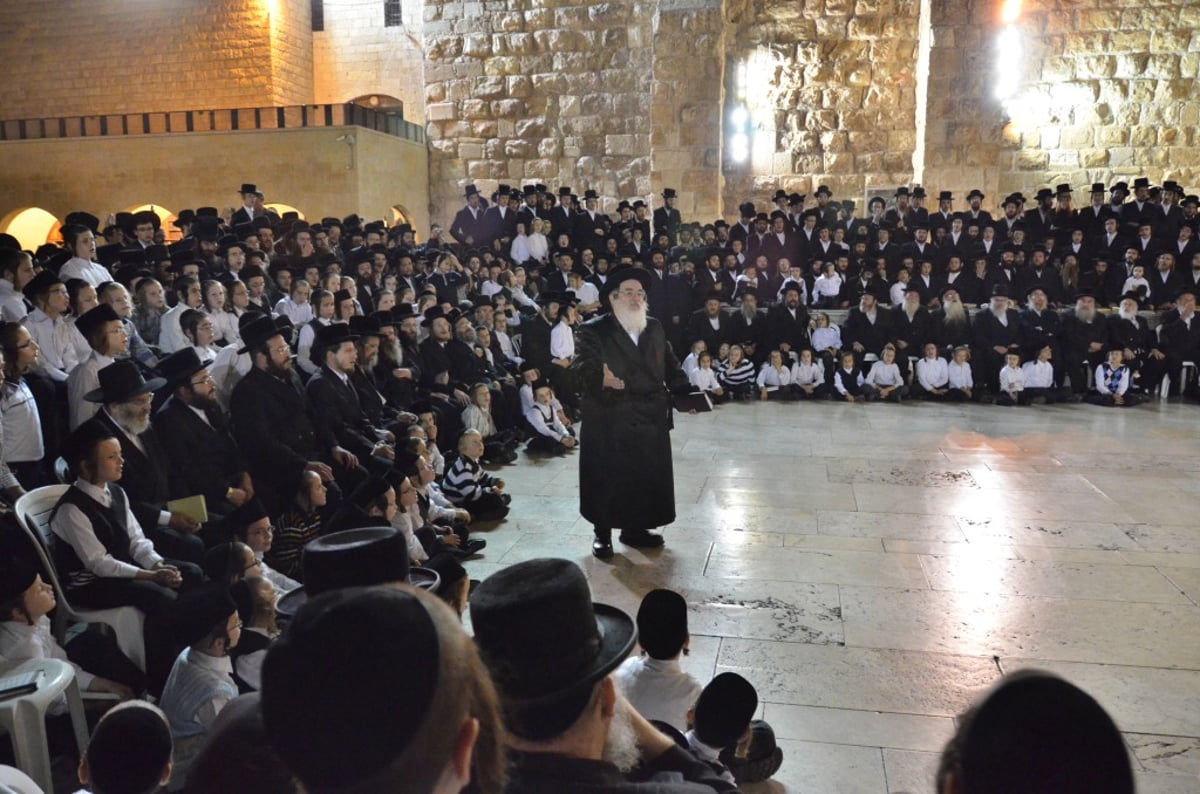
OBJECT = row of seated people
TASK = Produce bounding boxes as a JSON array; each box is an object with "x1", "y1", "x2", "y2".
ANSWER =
[{"x1": 0, "y1": 539, "x2": 1143, "y2": 794}]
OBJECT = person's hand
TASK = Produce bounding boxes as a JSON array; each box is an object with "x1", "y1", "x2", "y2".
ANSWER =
[
  {"x1": 562, "y1": 436, "x2": 577, "y2": 448},
  {"x1": 453, "y1": 389, "x2": 470, "y2": 406},
  {"x1": 852, "y1": 342, "x2": 865, "y2": 352},
  {"x1": 372, "y1": 442, "x2": 395, "y2": 461},
  {"x1": 392, "y1": 368, "x2": 413, "y2": 380},
  {"x1": 239, "y1": 474, "x2": 255, "y2": 501},
  {"x1": 994, "y1": 345, "x2": 1007, "y2": 354},
  {"x1": 304, "y1": 461, "x2": 334, "y2": 482},
  {"x1": 151, "y1": 564, "x2": 182, "y2": 589},
  {"x1": 760, "y1": 388, "x2": 769, "y2": 401},
  {"x1": 1089, "y1": 342, "x2": 1104, "y2": 352},
  {"x1": 932, "y1": 388, "x2": 947, "y2": 395},
  {"x1": 227, "y1": 488, "x2": 249, "y2": 507},
  {"x1": 553, "y1": 358, "x2": 570, "y2": 367},
  {"x1": 168, "y1": 513, "x2": 200, "y2": 534},
  {"x1": 780, "y1": 343, "x2": 791, "y2": 352},
  {"x1": 395, "y1": 411, "x2": 418, "y2": 424},
  {"x1": 897, "y1": 340, "x2": 908, "y2": 349},
  {"x1": 845, "y1": 394, "x2": 856, "y2": 402},
  {"x1": 493, "y1": 480, "x2": 505, "y2": 492},
  {"x1": 455, "y1": 509, "x2": 471, "y2": 523},
  {"x1": 1114, "y1": 393, "x2": 1125, "y2": 405},
  {"x1": 88, "y1": 677, "x2": 134, "y2": 700},
  {"x1": 602, "y1": 364, "x2": 625, "y2": 390},
  {"x1": 1149, "y1": 349, "x2": 1166, "y2": 360},
  {"x1": 442, "y1": 532, "x2": 462, "y2": 548},
  {"x1": 332, "y1": 446, "x2": 359, "y2": 469}
]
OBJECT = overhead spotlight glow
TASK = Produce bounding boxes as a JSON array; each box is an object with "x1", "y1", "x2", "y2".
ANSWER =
[
  {"x1": 1000, "y1": 0, "x2": 1021, "y2": 25},
  {"x1": 730, "y1": 132, "x2": 750, "y2": 164},
  {"x1": 994, "y1": 26, "x2": 1023, "y2": 100},
  {"x1": 730, "y1": 106, "x2": 749, "y2": 127}
]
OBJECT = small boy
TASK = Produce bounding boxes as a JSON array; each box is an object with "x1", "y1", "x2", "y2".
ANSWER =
[
  {"x1": 914, "y1": 342, "x2": 950, "y2": 399},
  {"x1": 1088, "y1": 347, "x2": 1145, "y2": 406},
  {"x1": 442, "y1": 429, "x2": 511, "y2": 521},
  {"x1": 997, "y1": 352, "x2": 1027, "y2": 405},
  {"x1": 686, "y1": 673, "x2": 767, "y2": 784},
  {"x1": 790, "y1": 348, "x2": 827, "y2": 399},
  {"x1": 947, "y1": 345, "x2": 974, "y2": 402},
  {"x1": 524, "y1": 380, "x2": 577, "y2": 454},
  {"x1": 78, "y1": 701, "x2": 173, "y2": 794},
  {"x1": 613, "y1": 589, "x2": 703, "y2": 733},
  {"x1": 159, "y1": 582, "x2": 241, "y2": 786},
  {"x1": 681, "y1": 340, "x2": 707, "y2": 379},
  {"x1": 865, "y1": 344, "x2": 909, "y2": 402},
  {"x1": 833, "y1": 351, "x2": 877, "y2": 402},
  {"x1": 226, "y1": 498, "x2": 301, "y2": 594},
  {"x1": 1021, "y1": 344, "x2": 1071, "y2": 404}
]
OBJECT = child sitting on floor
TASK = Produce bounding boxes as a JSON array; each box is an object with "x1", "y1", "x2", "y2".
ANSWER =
[
  {"x1": 525, "y1": 380, "x2": 578, "y2": 454},
  {"x1": 442, "y1": 429, "x2": 511, "y2": 521},
  {"x1": 757, "y1": 349, "x2": 794, "y2": 400},
  {"x1": 865, "y1": 344, "x2": 908, "y2": 402},
  {"x1": 461, "y1": 382, "x2": 520, "y2": 465},
  {"x1": 1088, "y1": 348, "x2": 1145, "y2": 406},
  {"x1": 1021, "y1": 344, "x2": 1071, "y2": 404},
  {"x1": 718, "y1": 344, "x2": 757, "y2": 400},
  {"x1": 689, "y1": 351, "x2": 725, "y2": 401},
  {"x1": 790, "y1": 348, "x2": 827, "y2": 399},
  {"x1": 914, "y1": 342, "x2": 950, "y2": 400},
  {"x1": 947, "y1": 345, "x2": 974, "y2": 402},
  {"x1": 833, "y1": 351, "x2": 876, "y2": 402},
  {"x1": 682, "y1": 340, "x2": 706, "y2": 379},
  {"x1": 996, "y1": 352, "x2": 1027, "y2": 405}
]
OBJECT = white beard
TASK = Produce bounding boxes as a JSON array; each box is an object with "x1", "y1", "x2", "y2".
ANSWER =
[
  {"x1": 613, "y1": 302, "x2": 648, "y2": 335},
  {"x1": 990, "y1": 306, "x2": 1008, "y2": 320},
  {"x1": 1076, "y1": 306, "x2": 1096, "y2": 323},
  {"x1": 1118, "y1": 306, "x2": 1137, "y2": 321},
  {"x1": 113, "y1": 404, "x2": 150, "y2": 436},
  {"x1": 602, "y1": 697, "x2": 642, "y2": 774},
  {"x1": 740, "y1": 304, "x2": 757, "y2": 322},
  {"x1": 943, "y1": 299, "x2": 966, "y2": 324}
]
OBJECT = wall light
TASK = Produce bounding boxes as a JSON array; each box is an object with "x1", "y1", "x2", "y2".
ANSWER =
[{"x1": 994, "y1": 0, "x2": 1022, "y2": 101}]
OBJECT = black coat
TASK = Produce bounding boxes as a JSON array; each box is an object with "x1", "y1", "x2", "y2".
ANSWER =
[
  {"x1": 230, "y1": 366, "x2": 330, "y2": 501},
  {"x1": 571, "y1": 313, "x2": 683, "y2": 530},
  {"x1": 516, "y1": 315, "x2": 554, "y2": 373},
  {"x1": 890, "y1": 306, "x2": 933, "y2": 354},
  {"x1": 306, "y1": 366, "x2": 378, "y2": 460},
  {"x1": 765, "y1": 304, "x2": 811, "y2": 352},
  {"x1": 84, "y1": 411, "x2": 172, "y2": 533},
  {"x1": 685, "y1": 310, "x2": 730, "y2": 353},
  {"x1": 449, "y1": 205, "x2": 486, "y2": 246},
  {"x1": 154, "y1": 396, "x2": 247, "y2": 510},
  {"x1": 1018, "y1": 307, "x2": 1064, "y2": 358},
  {"x1": 653, "y1": 206, "x2": 681, "y2": 245},
  {"x1": 842, "y1": 308, "x2": 893, "y2": 356},
  {"x1": 972, "y1": 308, "x2": 1023, "y2": 352}
]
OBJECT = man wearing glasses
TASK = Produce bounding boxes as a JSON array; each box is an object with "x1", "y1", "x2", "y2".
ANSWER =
[{"x1": 573, "y1": 266, "x2": 687, "y2": 559}]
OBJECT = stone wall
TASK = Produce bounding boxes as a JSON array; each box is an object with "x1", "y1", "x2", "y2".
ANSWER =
[
  {"x1": 423, "y1": 0, "x2": 656, "y2": 222},
  {"x1": 0, "y1": 0, "x2": 313, "y2": 119},
  {"x1": 313, "y1": 0, "x2": 428, "y2": 122},
  {"x1": 718, "y1": 0, "x2": 922, "y2": 213},
  {"x1": 993, "y1": 0, "x2": 1200, "y2": 197}
]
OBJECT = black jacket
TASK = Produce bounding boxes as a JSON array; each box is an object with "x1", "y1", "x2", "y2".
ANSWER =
[
  {"x1": 154, "y1": 396, "x2": 247, "y2": 510},
  {"x1": 84, "y1": 411, "x2": 171, "y2": 533}
]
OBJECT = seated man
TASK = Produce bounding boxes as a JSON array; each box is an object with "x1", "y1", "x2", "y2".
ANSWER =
[
  {"x1": 82, "y1": 361, "x2": 204, "y2": 564},
  {"x1": 305, "y1": 322, "x2": 394, "y2": 465},
  {"x1": 471, "y1": 558, "x2": 738, "y2": 793},
  {"x1": 262, "y1": 586, "x2": 505, "y2": 794},
  {"x1": 229, "y1": 314, "x2": 358, "y2": 513}
]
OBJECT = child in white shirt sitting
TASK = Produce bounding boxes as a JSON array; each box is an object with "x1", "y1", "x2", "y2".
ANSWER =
[
  {"x1": 947, "y1": 345, "x2": 974, "y2": 402},
  {"x1": 809, "y1": 312, "x2": 842, "y2": 379},
  {"x1": 681, "y1": 340, "x2": 706, "y2": 379},
  {"x1": 834, "y1": 351, "x2": 876, "y2": 402},
  {"x1": 524, "y1": 381, "x2": 577, "y2": 454},
  {"x1": 996, "y1": 352, "x2": 1027, "y2": 405},
  {"x1": 865, "y1": 344, "x2": 909, "y2": 402},
  {"x1": 790, "y1": 348, "x2": 827, "y2": 399},
  {"x1": 1021, "y1": 344, "x2": 1071, "y2": 404},
  {"x1": 914, "y1": 342, "x2": 950, "y2": 400},
  {"x1": 812, "y1": 262, "x2": 843, "y2": 309},
  {"x1": 757, "y1": 350, "x2": 794, "y2": 400}
]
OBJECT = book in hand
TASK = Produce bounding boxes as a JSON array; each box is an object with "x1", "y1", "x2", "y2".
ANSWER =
[
  {"x1": 0, "y1": 669, "x2": 45, "y2": 702},
  {"x1": 166, "y1": 494, "x2": 208, "y2": 525}
]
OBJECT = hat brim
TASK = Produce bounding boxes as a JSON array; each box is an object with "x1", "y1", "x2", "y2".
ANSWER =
[
  {"x1": 505, "y1": 602, "x2": 636, "y2": 709},
  {"x1": 160, "y1": 358, "x2": 214, "y2": 387},
  {"x1": 599, "y1": 267, "x2": 653, "y2": 304},
  {"x1": 275, "y1": 568, "x2": 442, "y2": 617},
  {"x1": 84, "y1": 376, "x2": 168, "y2": 403}
]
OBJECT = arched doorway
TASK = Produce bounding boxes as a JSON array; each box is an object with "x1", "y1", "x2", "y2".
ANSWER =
[
  {"x1": 125, "y1": 204, "x2": 179, "y2": 243},
  {"x1": 0, "y1": 207, "x2": 61, "y2": 250},
  {"x1": 391, "y1": 205, "x2": 415, "y2": 239}
]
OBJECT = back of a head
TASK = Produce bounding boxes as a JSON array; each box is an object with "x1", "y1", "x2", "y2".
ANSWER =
[
  {"x1": 182, "y1": 693, "x2": 298, "y2": 794},
  {"x1": 85, "y1": 700, "x2": 172, "y2": 794},
  {"x1": 940, "y1": 670, "x2": 1134, "y2": 794},
  {"x1": 636, "y1": 588, "x2": 689, "y2": 660},
  {"x1": 693, "y1": 673, "x2": 758, "y2": 750},
  {"x1": 261, "y1": 584, "x2": 505, "y2": 794}
]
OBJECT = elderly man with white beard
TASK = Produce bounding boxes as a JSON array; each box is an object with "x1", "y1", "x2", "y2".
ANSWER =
[
  {"x1": 573, "y1": 266, "x2": 687, "y2": 559},
  {"x1": 727, "y1": 289, "x2": 767, "y2": 364},
  {"x1": 1019, "y1": 286, "x2": 1066, "y2": 386},
  {"x1": 1062, "y1": 291, "x2": 1110, "y2": 395},
  {"x1": 1106, "y1": 292, "x2": 1167, "y2": 393},
  {"x1": 971, "y1": 286, "x2": 1023, "y2": 394},
  {"x1": 932, "y1": 285, "x2": 974, "y2": 355}
]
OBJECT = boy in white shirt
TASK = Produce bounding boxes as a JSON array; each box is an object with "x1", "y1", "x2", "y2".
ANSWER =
[
  {"x1": 914, "y1": 342, "x2": 950, "y2": 400},
  {"x1": 997, "y1": 352, "x2": 1027, "y2": 405},
  {"x1": 790, "y1": 348, "x2": 827, "y2": 399},
  {"x1": 613, "y1": 589, "x2": 703, "y2": 734},
  {"x1": 812, "y1": 262, "x2": 843, "y2": 309},
  {"x1": 865, "y1": 344, "x2": 909, "y2": 402},
  {"x1": 1021, "y1": 344, "x2": 1071, "y2": 404},
  {"x1": 757, "y1": 349, "x2": 794, "y2": 400},
  {"x1": 682, "y1": 340, "x2": 707, "y2": 379},
  {"x1": 947, "y1": 345, "x2": 974, "y2": 402},
  {"x1": 688, "y1": 351, "x2": 725, "y2": 399},
  {"x1": 524, "y1": 381, "x2": 576, "y2": 454}
]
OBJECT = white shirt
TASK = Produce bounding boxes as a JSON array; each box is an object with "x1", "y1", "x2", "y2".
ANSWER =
[
  {"x1": 160, "y1": 647, "x2": 237, "y2": 789},
  {"x1": 1095, "y1": 363, "x2": 1130, "y2": 396},
  {"x1": 866, "y1": 360, "x2": 903, "y2": 387},
  {"x1": 1022, "y1": 359, "x2": 1054, "y2": 388},
  {"x1": 0, "y1": 280, "x2": 27, "y2": 323},
  {"x1": 757, "y1": 364, "x2": 792, "y2": 388},
  {"x1": 813, "y1": 273, "x2": 843, "y2": 298},
  {"x1": 273, "y1": 297, "x2": 313, "y2": 326},
  {"x1": 916, "y1": 356, "x2": 949, "y2": 390},
  {"x1": 0, "y1": 379, "x2": 43, "y2": 467},
  {"x1": 613, "y1": 655, "x2": 703, "y2": 733},
  {"x1": 297, "y1": 318, "x2": 332, "y2": 376},
  {"x1": 66, "y1": 350, "x2": 114, "y2": 430},
  {"x1": 550, "y1": 321, "x2": 575, "y2": 360},
  {"x1": 790, "y1": 360, "x2": 825, "y2": 386},
  {"x1": 810, "y1": 326, "x2": 842, "y2": 352},
  {"x1": 999, "y1": 365, "x2": 1024, "y2": 392},
  {"x1": 689, "y1": 367, "x2": 721, "y2": 392},
  {"x1": 59, "y1": 257, "x2": 112, "y2": 288},
  {"x1": 159, "y1": 304, "x2": 191, "y2": 354},
  {"x1": 0, "y1": 616, "x2": 95, "y2": 713},
  {"x1": 25, "y1": 308, "x2": 79, "y2": 381},
  {"x1": 947, "y1": 360, "x2": 973, "y2": 389},
  {"x1": 50, "y1": 479, "x2": 164, "y2": 580}
]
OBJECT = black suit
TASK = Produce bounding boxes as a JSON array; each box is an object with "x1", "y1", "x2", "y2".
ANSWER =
[
  {"x1": 971, "y1": 309, "x2": 1023, "y2": 390},
  {"x1": 1159, "y1": 310, "x2": 1200, "y2": 395},
  {"x1": 154, "y1": 396, "x2": 247, "y2": 512},
  {"x1": 516, "y1": 315, "x2": 554, "y2": 374},
  {"x1": 482, "y1": 205, "x2": 518, "y2": 247},
  {"x1": 765, "y1": 304, "x2": 810, "y2": 354},
  {"x1": 653, "y1": 206, "x2": 682, "y2": 246},
  {"x1": 306, "y1": 366, "x2": 379, "y2": 461},
  {"x1": 449, "y1": 205, "x2": 486, "y2": 246},
  {"x1": 686, "y1": 310, "x2": 730, "y2": 354},
  {"x1": 1062, "y1": 311, "x2": 1109, "y2": 394}
]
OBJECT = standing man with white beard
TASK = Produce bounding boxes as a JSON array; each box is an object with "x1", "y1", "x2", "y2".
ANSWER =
[{"x1": 573, "y1": 267, "x2": 686, "y2": 559}]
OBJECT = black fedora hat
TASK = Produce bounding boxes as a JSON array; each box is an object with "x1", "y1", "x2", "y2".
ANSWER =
[
  {"x1": 420, "y1": 305, "x2": 453, "y2": 328},
  {"x1": 348, "y1": 315, "x2": 382, "y2": 337},
  {"x1": 74, "y1": 304, "x2": 122, "y2": 340},
  {"x1": 276, "y1": 527, "x2": 439, "y2": 617},
  {"x1": 239, "y1": 183, "x2": 258, "y2": 195},
  {"x1": 237, "y1": 314, "x2": 286, "y2": 354},
  {"x1": 471, "y1": 559, "x2": 636, "y2": 734},
  {"x1": 155, "y1": 348, "x2": 213, "y2": 388},
  {"x1": 599, "y1": 265, "x2": 652, "y2": 304},
  {"x1": 85, "y1": 359, "x2": 167, "y2": 403},
  {"x1": 309, "y1": 322, "x2": 358, "y2": 363}
]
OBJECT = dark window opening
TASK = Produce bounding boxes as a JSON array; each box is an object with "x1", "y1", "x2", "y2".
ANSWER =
[
  {"x1": 384, "y1": 0, "x2": 403, "y2": 27},
  {"x1": 312, "y1": 0, "x2": 324, "y2": 31}
]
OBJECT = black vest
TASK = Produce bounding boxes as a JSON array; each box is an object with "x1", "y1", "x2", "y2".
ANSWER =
[
  {"x1": 52, "y1": 485, "x2": 135, "y2": 590},
  {"x1": 230, "y1": 629, "x2": 273, "y2": 694}
]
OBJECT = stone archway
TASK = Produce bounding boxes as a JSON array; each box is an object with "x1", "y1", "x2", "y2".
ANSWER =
[{"x1": 0, "y1": 207, "x2": 61, "y2": 250}]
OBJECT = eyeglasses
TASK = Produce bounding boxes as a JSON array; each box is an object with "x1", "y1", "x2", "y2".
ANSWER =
[
  {"x1": 189, "y1": 374, "x2": 215, "y2": 387},
  {"x1": 269, "y1": 344, "x2": 291, "y2": 355},
  {"x1": 617, "y1": 289, "x2": 646, "y2": 299}
]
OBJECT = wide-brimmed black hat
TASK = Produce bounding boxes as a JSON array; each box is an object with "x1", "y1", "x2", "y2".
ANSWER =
[
  {"x1": 237, "y1": 314, "x2": 286, "y2": 354},
  {"x1": 21, "y1": 270, "x2": 63, "y2": 300},
  {"x1": 420, "y1": 305, "x2": 454, "y2": 328},
  {"x1": 310, "y1": 322, "x2": 358, "y2": 358},
  {"x1": 694, "y1": 672, "x2": 759, "y2": 749},
  {"x1": 276, "y1": 527, "x2": 439, "y2": 617},
  {"x1": 348, "y1": 315, "x2": 382, "y2": 337},
  {"x1": 598, "y1": 265, "x2": 652, "y2": 304},
  {"x1": 85, "y1": 359, "x2": 167, "y2": 403},
  {"x1": 470, "y1": 558, "x2": 636, "y2": 721},
  {"x1": 74, "y1": 304, "x2": 122, "y2": 340},
  {"x1": 175, "y1": 582, "x2": 238, "y2": 649},
  {"x1": 156, "y1": 348, "x2": 213, "y2": 388},
  {"x1": 239, "y1": 183, "x2": 258, "y2": 195}
]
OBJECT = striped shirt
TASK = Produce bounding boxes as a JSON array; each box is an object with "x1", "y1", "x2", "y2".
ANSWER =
[{"x1": 442, "y1": 455, "x2": 498, "y2": 504}]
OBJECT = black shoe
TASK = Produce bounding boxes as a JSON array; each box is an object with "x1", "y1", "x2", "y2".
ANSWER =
[
  {"x1": 592, "y1": 537, "x2": 614, "y2": 559},
  {"x1": 463, "y1": 538, "x2": 487, "y2": 555},
  {"x1": 619, "y1": 529, "x2": 665, "y2": 548}
]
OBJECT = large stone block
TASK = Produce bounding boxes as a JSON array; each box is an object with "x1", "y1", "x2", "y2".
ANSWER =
[{"x1": 427, "y1": 102, "x2": 457, "y2": 121}]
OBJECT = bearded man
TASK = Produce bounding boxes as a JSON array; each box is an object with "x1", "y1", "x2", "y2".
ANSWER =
[
  {"x1": 573, "y1": 267, "x2": 686, "y2": 559},
  {"x1": 727, "y1": 289, "x2": 766, "y2": 363},
  {"x1": 971, "y1": 287, "x2": 1023, "y2": 392},
  {"x1": 82, "y1": 360, "x2": 205, "y2": 563},
  {"x1": 1062, "y1": 291, "x2": 1109, "y2": 395},
  {"x1": 1107, "y1": 292, "x2": 1167, "y2": 393},
  {"x1": 932, "y1": 285, "x2": 973, "y2": 355},
  {"x1": 154, "y1": 348, "x2": 254, "y2": 528}
]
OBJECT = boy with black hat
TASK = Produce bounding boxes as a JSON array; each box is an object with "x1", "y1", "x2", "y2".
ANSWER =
[
  {"x1": 24, "y1": 269, "x2": 80, "y2": 383},
  {"x1": 613, "y1": 588, "x2": 702, "y2": 733},
  {"x1": 66, "y1": 303, "x2": 128, "y2": 430},
  {"x1": 78, "y1": 700, "x2": 174, "y2": 794},
  {"x1": 685, "y1": 672, "x2": 768, "y2": 784},
  {"x1": 159, "y1": 582, "x2": 241, "y2": 786}
]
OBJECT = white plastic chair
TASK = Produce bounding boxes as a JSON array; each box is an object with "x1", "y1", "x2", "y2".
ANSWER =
[
  {"x1": 13, "y1": 487, "x2": 146, "y2": 672},
  {"x1": 0, "y1": 659, "x2": 88, "y2": 793}
]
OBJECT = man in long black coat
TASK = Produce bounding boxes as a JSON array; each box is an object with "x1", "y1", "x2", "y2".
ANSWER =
[
  {"x1": 971, "y1": 288, "x2": 1023, "y2": 391},
  {"x1": 1061, "y1": 292, "x2": 1110, "y2": 395},
  {"x1": 572, "y1": 267, "x2": 685, "y2": 559}
]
